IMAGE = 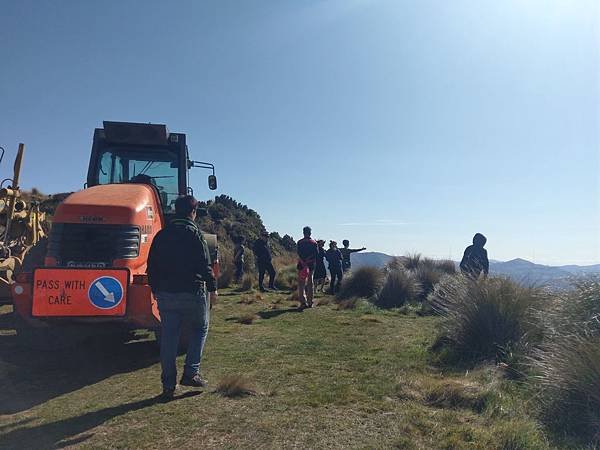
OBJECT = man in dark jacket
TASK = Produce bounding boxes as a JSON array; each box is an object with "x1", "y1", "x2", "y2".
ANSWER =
[
  {"x1": 325, "y1": 241, "x2": 344, "y2": 294},
  {"x1": 340, "y1": 239, "x2": 366, "y2": 273},
  {"x1": 297, "y1": 226, "x2": 318, "y2": 308},
  {"x1": 253, "y1": 231, "x2": 276, "y2": 292},
  {"x1": 459, "y1": 233, "x2": 489, "y2": 279},
  {"x1": 147, "y1": 195, "x2": 217, "y2": 400},
  {"x1": 233, "y1": 236, "x2": 245, "y2": 284}
]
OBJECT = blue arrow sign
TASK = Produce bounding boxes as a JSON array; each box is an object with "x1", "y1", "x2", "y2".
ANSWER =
[{"x1": 88, "y1": 276, "x2": 124, "y2": 309}]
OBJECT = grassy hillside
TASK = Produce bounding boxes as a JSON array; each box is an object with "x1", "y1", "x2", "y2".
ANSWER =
[{"x1": 0, "y1": 289, "x2": 554, "y2": 449}]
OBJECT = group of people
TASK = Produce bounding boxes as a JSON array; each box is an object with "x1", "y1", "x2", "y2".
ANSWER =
[
  {"x1": 147, "y1": 194, "x2": 489, "y2": 400},
  {"x1": 296, "y1": 227, "x2": 366, "y2": 307},
  {"x1": 232, "y1": 230, "x2": 366, "y2": 298}
]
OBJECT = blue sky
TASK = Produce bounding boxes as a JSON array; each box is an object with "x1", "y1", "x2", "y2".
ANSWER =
[{"x1": 1, "y1": 0, "x2": 598, "y2": 264}]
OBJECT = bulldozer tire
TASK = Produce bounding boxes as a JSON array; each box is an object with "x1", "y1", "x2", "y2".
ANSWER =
[
  {"x1": 21, "y1": 236, "x2": 48, "y2": 273},
  {"x1": 14, "y1": 313, "x2": 80, "y2": 351}
]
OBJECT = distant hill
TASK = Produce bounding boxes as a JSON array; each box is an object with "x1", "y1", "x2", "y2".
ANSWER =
[
  {"x1": 352, "y1": 253, "x2": 600, "y2": 288},
  {"x1": 351, "y1": 252, "x2": 395, "y2": 269}
]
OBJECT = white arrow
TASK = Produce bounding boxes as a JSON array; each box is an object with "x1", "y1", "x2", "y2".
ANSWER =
[{"x1": 95, "y1": 281, "x2": 115, "y2": 303}]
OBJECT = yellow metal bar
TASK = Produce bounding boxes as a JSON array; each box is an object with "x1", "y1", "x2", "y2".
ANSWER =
[{"x1": 3, "y1": 143, "x2": 25, "y2": 246}]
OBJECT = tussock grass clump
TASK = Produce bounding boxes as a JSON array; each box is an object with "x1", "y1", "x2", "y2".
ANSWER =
[
  {"x1": 236, "y1": 274, "x2": 253, "y2": 292},
  {"x1": 237, "y1": 313, "x2": 257, "y2": 325},
  {"x1": 386, "y1": 254, "x2": 457, "y2": 299},
  {"x1": 336, "y1": 299, "x2": 358, "y2": 310},
  {"x1": 535, "y1": 334, "x2": 600, "y2": 443},
  {"x1": 316, "y1": 297, "x2": 332, "y2": 306},
  {"x1": 400, "y1": 253, "x2": 422, "y2": 271},
  {"x1": 423, "y1": 379, "x2": 490, "y2": 413},
  {"x1": 374, "y1": 270, "x2": 421, "y2": 309},
  {"x1": 430, "y1": 277, "x2": 546, "y2": 366},
  {"x1": 532, "y1": 278, "x2": 600, "y2": 444},
  {"x1": 337, "y1": 266, "x2": 384, "y2": 300},
  {"x1": 413, "y1": 266, "x2": 442, "y2": 301},
  {"x1": 434, "y1": 259, "x2": 457, "y2": 275},
  {"x1": 384, "y1": 257, "x2": 404, "y2": 273},
  {"x1": 274, "y1": 264, "x2": 297, "y2": 291},
  {"x1": 215, "y1": 375, "x2": 258, "y2": 398},
  {"x1": 238, "y1": 295, "x2": 255, "y2": 305}
]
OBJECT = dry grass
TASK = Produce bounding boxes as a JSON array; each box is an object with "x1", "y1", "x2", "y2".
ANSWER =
[
  {"x1": 316, "y1": 297, "x2": 332, "y2": 306},
  {"x1": 423, "y1": 379, "x2": 490, "y2": 413},
  {"x1": 215, "y1": 375, "x2": 258, "y2": 398},
  {"x1": 237, "y1": 313, "x2": 258, "y2": 325},
  {"x1": 238, "y1": 296, "x2": 255, "y2": 305},
  {"x1": 336, "y1": 299, "x2": 358, "y2": 310},
  {"x1": 237, "y1": 273, "x2": 254, "y2": 292},
  {"x1": 274, "y1": 264, "x2": 298, "y2": 291}
]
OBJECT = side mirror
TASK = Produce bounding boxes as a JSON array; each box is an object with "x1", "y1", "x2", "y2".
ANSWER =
[{"x1": 208, "y1": 175, "x2": 217, "y2": 190}]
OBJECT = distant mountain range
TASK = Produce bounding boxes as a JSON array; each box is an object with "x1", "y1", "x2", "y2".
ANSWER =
[{"x1": 351, "y1": 252, "x2": 600, "y2": 288}]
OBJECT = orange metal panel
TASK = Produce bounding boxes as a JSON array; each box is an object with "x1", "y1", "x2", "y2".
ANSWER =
[{"x1": 32, "y1": 268, "x2": 129, "y2": 317}]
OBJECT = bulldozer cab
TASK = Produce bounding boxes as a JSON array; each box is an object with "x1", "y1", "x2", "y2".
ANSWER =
[{"x1": 86, "y1": 121, "x2": 216, "y2": 216}]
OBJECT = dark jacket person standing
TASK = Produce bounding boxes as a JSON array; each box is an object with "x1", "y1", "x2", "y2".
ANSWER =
[
  {"x1": 340, "y1": 239, "x2": 366, "y2": 273},
  {"x1": 253, "y1": 231, "x2": 276, "y2": 292},
  {"x1": 459, "y1": 233, "x2": 489, "y2": 279},
  {"x1": 325, "y1": 241, "x2": 344, "y2": 294},
  {"x1": 147, "y1": 195, "x2": 217, "y2": 400}
]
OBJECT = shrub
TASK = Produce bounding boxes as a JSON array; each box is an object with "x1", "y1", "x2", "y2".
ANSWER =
[
  {"x1": 215, "y1": 375, "x2": 258, "y2": 398},
  {"x1": 400, "y1": 253, "x2": 421, "y2": 271},
  {"x1": 532, "y1": 278, "x2": 600, "y2": 444},
  {"x1": 430, "y1": 277, "x2": 547, "y2": 365},
  {"x1": 237, "y1": 273, "x2": 254, "y2": 292},
  {"x1": 374, "y1": 270, "x2": 421, "y2": 309},
  {"x1": 337, "y1": 266, "x2": 384, "y2": 300},
  {"x1": 274, "y1": 264, "x2": 297, "y2": 291},
  {"x1": 237, "y1": 313, "x2": 257, "y2": 325},
  {"x1": 217, "y1": 243, "x2": 235, "y2": 288},
  {"x1": 534, "y1": 333, "x2": 600, "y2": 443},
  {"x1": 384, "y1": 257, "x2": 404, "y2": 273},
  {"x1": 435, "y1": 259, "x2": 457, "y2": 275},
  {"x1": 413, "y1": 265, "x2": 443, "y2": 301}
]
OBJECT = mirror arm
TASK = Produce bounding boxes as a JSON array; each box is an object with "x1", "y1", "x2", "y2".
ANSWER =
[{"x1": 189, "y1": 160, "x2": 215, "y2": 176}]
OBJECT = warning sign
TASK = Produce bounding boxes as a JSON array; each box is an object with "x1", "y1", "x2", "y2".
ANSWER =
[{"x1": 32, "y1": 268, "x2": 128, "y2": 317}]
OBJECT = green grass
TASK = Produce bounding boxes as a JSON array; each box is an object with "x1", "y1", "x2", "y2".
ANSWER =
[{"x1": 0, "y1": 290, "x2": 555, "y2": 449}]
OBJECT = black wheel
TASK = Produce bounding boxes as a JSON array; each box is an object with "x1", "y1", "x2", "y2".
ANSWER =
[{"x1": 14, "y1": 313, "x2": 80, "y2": 351}]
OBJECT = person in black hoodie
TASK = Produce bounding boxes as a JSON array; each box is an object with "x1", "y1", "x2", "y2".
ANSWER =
[
  {"x1": 253, "y1": 231, "x2": 277, "y2": 292},
  {"x1": 459, "y1": 233, "x2": 489, "y2": 279},
  {"x1": 147, "y1": 195, "x2": 217, "y2": 401}
]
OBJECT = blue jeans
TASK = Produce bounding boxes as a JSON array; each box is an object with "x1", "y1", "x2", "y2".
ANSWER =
[{"x1": 156, "y1": 291, "x2": 210, "y2": 390}]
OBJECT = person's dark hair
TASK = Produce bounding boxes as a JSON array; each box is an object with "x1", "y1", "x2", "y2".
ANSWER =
[
  {"x1": 303, "y1": 226, "x2": 312, "y2": 237},
  {"x1": 342, "y1": 239, "x2": 349, "y2": 247},
  {"x1": 175, "y1": 195, "x2": 198, "y2": 218},
  {"x1": 473, "y1": 233, "x2": 487, "y2": 247}
]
